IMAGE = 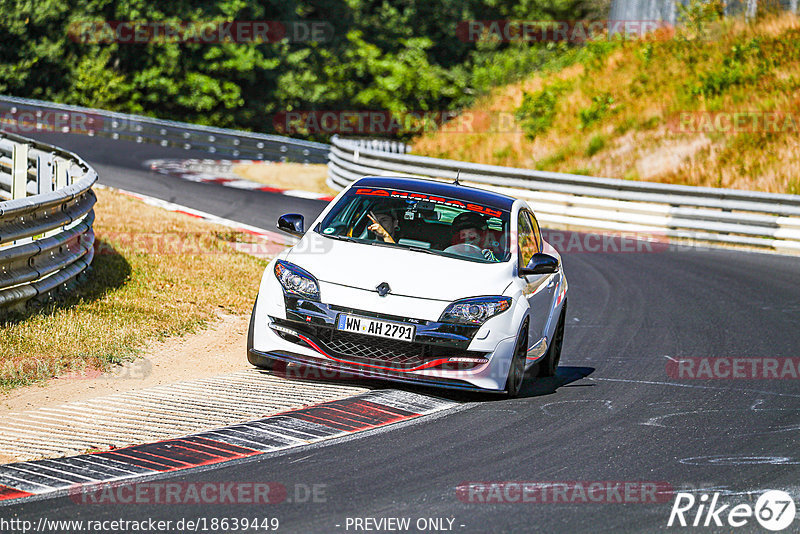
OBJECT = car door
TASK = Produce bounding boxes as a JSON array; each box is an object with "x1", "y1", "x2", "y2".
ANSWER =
[{"x1": 518, "y1": 209, "x2": 557, "y2": 349}]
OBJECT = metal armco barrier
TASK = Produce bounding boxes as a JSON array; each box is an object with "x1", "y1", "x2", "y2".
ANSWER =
[
  {"x1": 3, "y1": 95, "x2": 799, "y2": 255},
  {"x1": 0, "y1": 131, "x2": 96, "y2": 310},
  {"x1": 0, "y1": 95, "x2": 330, "y2": 164},
  {"x1": 328, "y1": 135, "x2": 800, "y2": 253}
]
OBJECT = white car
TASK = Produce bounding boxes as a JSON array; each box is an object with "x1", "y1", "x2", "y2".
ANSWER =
[{"x1": 247, "y1": 176, "x2": 568, "y2": 396}]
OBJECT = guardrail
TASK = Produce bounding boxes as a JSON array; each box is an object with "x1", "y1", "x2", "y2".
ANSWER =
[
  {"x1": 0, "y1": 95, "x2": 330, "y2": 164},
  {"x1": 4, "y1": 96, "x2": 798, "y2": 255},
  {"x1": 328, "y1": 135, "x2": 800, "y2": 253},
  {"x1": 0, "y1": 131, "x2": 97, "y2": 310}
]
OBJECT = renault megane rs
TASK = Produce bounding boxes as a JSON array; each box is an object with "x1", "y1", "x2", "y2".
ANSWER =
[{"x1": 247, "y1": 176, "x2": 567, "y2": 396}]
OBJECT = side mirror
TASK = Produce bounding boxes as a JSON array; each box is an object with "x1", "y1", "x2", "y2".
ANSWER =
[
  {"x1": 277, "y1": 213, "x2": 305, "y2": 237},
  {"x1": 519, "y1": 253, "x2": 559, "y2": 276}
]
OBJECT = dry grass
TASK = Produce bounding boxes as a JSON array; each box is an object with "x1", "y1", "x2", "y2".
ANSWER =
[
  {"x1": 0, "y1": 188, "x2": 269, "y2": 391},
  {"x1": 233, "y1": 162, "x2": 336, "y2": 195},
  {"x1": 412, "y1": 12, "x2": 800, "y2": 194}
]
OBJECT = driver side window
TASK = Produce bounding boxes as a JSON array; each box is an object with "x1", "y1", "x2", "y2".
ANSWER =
[
  {"x1": 518, "y1": 211, "x2": 537, "y2": 269},
  {"x1": 529, "y1": 212, "x2": 542, "y2": 251}
]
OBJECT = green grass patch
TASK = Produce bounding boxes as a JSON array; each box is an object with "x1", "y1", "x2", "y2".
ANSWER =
[{"x1": 586, "y1": 134, "x2": 606, "y2": 156}]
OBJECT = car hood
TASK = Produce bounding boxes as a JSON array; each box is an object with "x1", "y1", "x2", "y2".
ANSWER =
[{"x1": 286, "y1": 231, "x2": 513, "y2": 302}]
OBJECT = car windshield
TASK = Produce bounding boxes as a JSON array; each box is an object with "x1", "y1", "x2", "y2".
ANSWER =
[{"x1": 317, "y1": 187, "x2": 511, "y2": 263}]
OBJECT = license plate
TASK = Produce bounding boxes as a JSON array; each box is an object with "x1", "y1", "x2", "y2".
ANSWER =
[{"x1": 336, "y1": 314, "x2": 415, "y2": 341}]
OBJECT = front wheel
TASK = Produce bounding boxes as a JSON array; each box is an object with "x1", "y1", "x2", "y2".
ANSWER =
[
  {"x1": 537, "y1": 300, "x2": 567, "y2": 378},
  {"x1": 247, "y1": 298, "x2": 276, "y2": 370},
  {"x1": 505, "y1": 322, "x2": 528, "y2": 398}
]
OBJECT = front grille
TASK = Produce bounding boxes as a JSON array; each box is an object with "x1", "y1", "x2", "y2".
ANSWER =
[
  {"x1": 311, "y1": 329, "x2": 488, "y2": 371},
  {"x1": 321, "y1": 330, "x2": 427, "y2": 369},
  {"x1": 270, "y1": 317, "x2": 488, "y2": 371}
]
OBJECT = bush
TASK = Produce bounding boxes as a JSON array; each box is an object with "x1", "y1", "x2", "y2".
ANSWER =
[
  {"x1": 690, "y1": 39, "x2": 762, "y2": 98},
  {"x1": 586, "y1": 134, "x2": 606, "y2": 156},
  {"x1": 578, "y1": 92, "x2": 614, "y2": 130},
  {"x1": 515, "y1": 80, "x2": 571, "y2": 140}
]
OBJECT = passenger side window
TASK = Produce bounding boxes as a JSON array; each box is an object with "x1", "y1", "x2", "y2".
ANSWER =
[{"x1": 518, "y1": 211, "x2": 537, "y2": 270}]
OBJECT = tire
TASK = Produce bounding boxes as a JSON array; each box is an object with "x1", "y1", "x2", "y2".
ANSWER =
[
  {"x1": 537, "y1": 300, "x2": 567, "y2": 378},
  {"x1": 246, "y1": 298, "x2": 276, "y2": 370},
  {"x1": 505, "y1": 322, "x2": 528, "y2": 398}
]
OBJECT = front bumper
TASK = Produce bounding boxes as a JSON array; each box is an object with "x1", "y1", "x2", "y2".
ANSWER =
[
  {"x1": 253, "y1": 260, "x2": 520, "y2": 392},
  {"x1": 254, "y1": 297, "x2": 518, "y2": 392},
  {"x1": 248, "y1": 348, "x2": 500, "y2": 393}
]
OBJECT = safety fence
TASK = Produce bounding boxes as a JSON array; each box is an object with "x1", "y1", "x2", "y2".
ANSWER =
[
  {"x1": 0, "y1": 95, "x2": 329, "y2": 164},
  {"x1": 328, "y1": 135, "x2": 800, "y2": 253},
  {"x1": 0, "y1": 131, "x2": 97, "y2": 310},
  {"x1": 609, "y1": 0, "x2": 797, "y2": 27}
]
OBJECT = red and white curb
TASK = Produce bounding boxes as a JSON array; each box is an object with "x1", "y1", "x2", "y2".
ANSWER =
[
  {"x1": 145, "y1": 159, "x2": 335, "y2": 201},
  {"x1": 0, "y1": 390, "x2": 456, "y2": 503}
]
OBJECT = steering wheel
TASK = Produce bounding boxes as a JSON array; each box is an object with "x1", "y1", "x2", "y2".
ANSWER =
[{"x1": 443, "y1": 243, "x2": 486, "y2": 260}]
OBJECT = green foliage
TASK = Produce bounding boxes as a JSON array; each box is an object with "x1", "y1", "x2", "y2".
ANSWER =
[
  {"x1": 677, "y1": 0, "x2": 725, "y2": 35},
  {"x1": 585, "y1": 134, "x2": 605, "y2": 156},
  {"x1": 689, "y1": 38, "x2": 762, "y2": 98},
  {"x1": 639, "y1": 115, "x2": 660, "y2": 130},
  {"x1": 534, "y1": 149, "x2": 567, "y2": 170},
  {"x1": 636, "y1": 42, "x2": 653, "y2": 65},
  {"x1": 464, "y1": 43, "x2": 568, "y2": 106},
  {"x1": 68, "y1": 49, "x2": 129, "y2": 109},
  {"x1": 578, "y1": 92, "x2": 614, "y2": 129},
  {"x1": 0, "y1": 0, "x2": 605, "y2": 140},
  {"x1": 493, "y1": 144, "x2": 513, "y2": 160},
  {"x1": 577, "y1": 37, "x2": 619, "y2": 71},
  {"x1": 515, "y1": 79, "x2": 571, "y2": 140}
]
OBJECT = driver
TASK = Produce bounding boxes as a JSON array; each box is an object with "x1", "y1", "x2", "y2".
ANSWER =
[
  {"x1": 367, "y1": 209, "x2": 399, "y2": 244},
  {"x1": 451, "y1": 212, "x2": 498, "y2": 261}
]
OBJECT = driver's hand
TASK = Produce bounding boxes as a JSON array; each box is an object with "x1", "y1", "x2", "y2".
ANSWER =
[
  {"x1": 368, "y1": 222, "x2": 395, "y2": 243},
  {"x1": 368, "y1": 222, "x2": 390, "y2": 239}
]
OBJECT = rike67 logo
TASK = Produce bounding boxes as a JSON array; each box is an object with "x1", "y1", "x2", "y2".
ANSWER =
[{"x1": 668, "y1": 490, "x2": 796, "y2": 531}]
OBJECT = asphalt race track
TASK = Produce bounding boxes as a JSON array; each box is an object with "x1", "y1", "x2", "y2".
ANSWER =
[{"x1": 4, "y1": 132, "x2": 800, "y2": 533}]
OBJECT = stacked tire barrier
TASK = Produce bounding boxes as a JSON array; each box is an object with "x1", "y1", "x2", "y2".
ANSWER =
[
  {"x1": 0, "y1": 131, "x2": 97, "y2": 310},
  {"x1": 328, "y1": 135, "x2": 800, "y2": 253},
  {"x1": 0, "y1": 95, "x2": 330, "y2": 163}
]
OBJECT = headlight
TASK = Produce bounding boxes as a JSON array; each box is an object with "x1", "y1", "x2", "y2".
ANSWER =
[
  {"x1": 439, "y1": 296, "x2": 512, "y2": 325},
  {"x1": 274, "y1": 260, "x2": 320, "y2": 300}
]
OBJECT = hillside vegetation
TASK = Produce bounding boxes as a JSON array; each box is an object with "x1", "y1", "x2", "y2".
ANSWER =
[
  {"x1": 413, "y1": 9, "x2": 800, "y2": 194},
  {"x1": 0, "y1": 0, "x2": 606, "y2": 139}
]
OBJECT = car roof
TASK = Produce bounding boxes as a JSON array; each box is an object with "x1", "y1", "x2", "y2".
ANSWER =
[{"x1": 352, "y1": 176, "x2": 516, "y2": 211}]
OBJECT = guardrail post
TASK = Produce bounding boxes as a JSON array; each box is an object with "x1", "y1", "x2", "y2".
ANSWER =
[
  {"x1": 11, "y1": 142, "x2": 28, "y2": 199},
  {"x1": 42, "y1": 159, "x2": 72, "y2": 238},
  {"x1": 37, "y1": 154, "x2": 55, "y2": 194},
  {"x1": 55, "y1": 159, "x2": 68, "y2": 190}
]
